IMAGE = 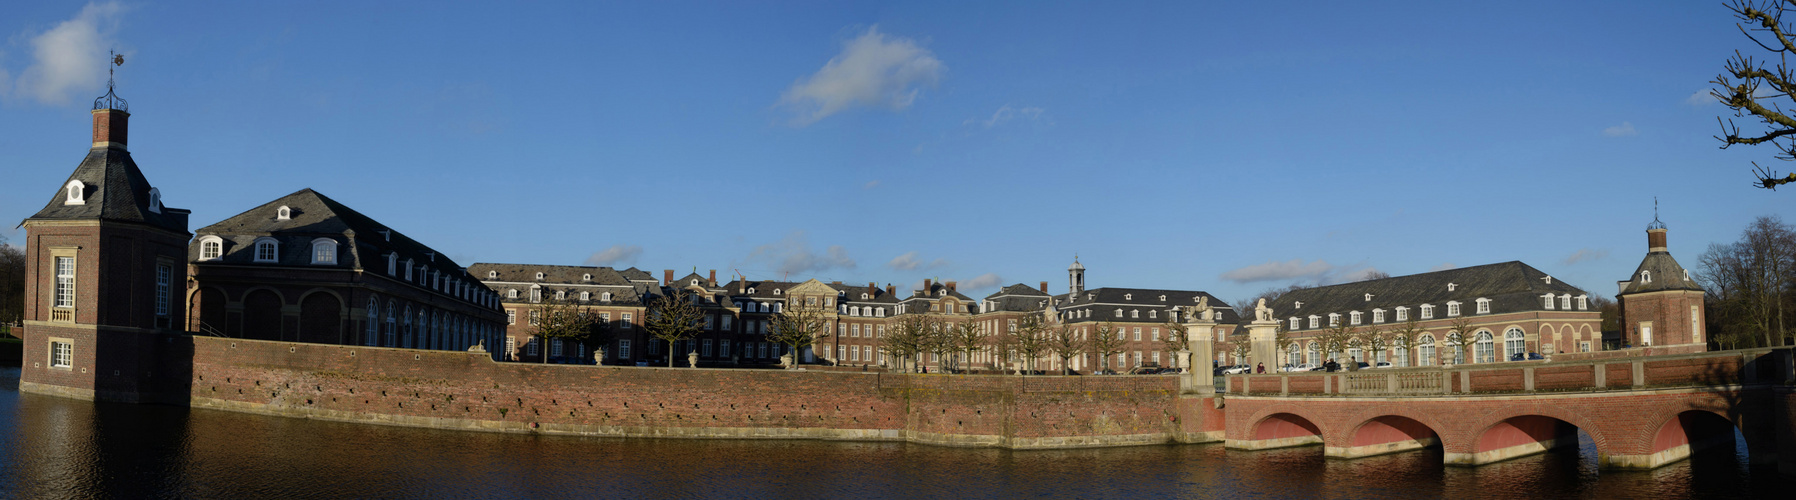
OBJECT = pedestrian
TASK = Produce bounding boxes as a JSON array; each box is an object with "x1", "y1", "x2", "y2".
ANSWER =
[
  {"x1": 1347, "y1": 357, "x2": 1360, "y2": 371},
  {"x1": 1255, "y1": 363, "x2": 1265, "y2": 374},
  {"x1": 1324, "y1": 359, "x2": 1337, "y2": 372}
]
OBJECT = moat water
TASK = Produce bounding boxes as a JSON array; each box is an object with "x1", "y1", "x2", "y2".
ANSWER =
[{"x1": 0, "y1": 366, "x2": 1788, "y2": 499}]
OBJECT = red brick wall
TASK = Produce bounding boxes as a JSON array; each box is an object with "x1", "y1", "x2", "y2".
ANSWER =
[{"x1": 175, "y1": 336, "x2": 1204, "y2": 447}]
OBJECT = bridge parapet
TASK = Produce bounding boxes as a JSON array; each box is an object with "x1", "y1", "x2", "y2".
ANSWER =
[{"x1": 1227, "y1": 347, "x2": 1795, "y2": 397}]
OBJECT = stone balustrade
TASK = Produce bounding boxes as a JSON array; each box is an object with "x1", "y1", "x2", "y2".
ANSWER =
[{"x1": 1225, "y1": 347, "x2": 1796, "y2": 397}]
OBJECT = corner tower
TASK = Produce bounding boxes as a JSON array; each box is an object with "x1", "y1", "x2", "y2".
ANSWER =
[
  {"x1": 17, "y1": 66, "x2": 192, "y2": 402},
  {"x1": 1616, "y1": 214, "x2": 1706, "y2": 349}
]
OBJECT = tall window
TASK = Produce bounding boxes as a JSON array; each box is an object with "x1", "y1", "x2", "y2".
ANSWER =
[
  {"x1": 551, "y1": 339, "x2": 564, "y2": 357},
  {"x1": 51, "y1": 341, "x2": 72, "y2": 368},
  {"x1": 1394, "y1": 346, "x2": 1408, "y2": 367},
  {"x1": 507, "y1": 309, "x2": 516, "y2": 325},
  {"x1": 1418, "y1": 335, "x2": 1435, "y2": 366},
  {"x1": 365, "y1": 298, "x2": 379, "y2": 346},
  {"x1": 1307, "y1": 342, "x2": 1319, "y2": 366},
  {"x1": 385, "y1": 301, "x2": 397, "y2": 347},
  {"x1": 155, "y1": 264, "x2": 172, "y2": 318},
  {"x1": 1474, "y1": 331, "x2": 1495, "y2": 363},
  {"x1": 1504, "y1": 328, "x2": 1526, "y2": 361},
  {"x1": 53, "y1": 257, "x2": 76, "y2": 309}
]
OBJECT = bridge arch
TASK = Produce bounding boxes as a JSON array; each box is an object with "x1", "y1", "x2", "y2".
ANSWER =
[
  {"x1": 1456, "y1": 402, "x2": 1607, "y2": 467},
  {"x1": 1330, "y1": 409, "x2": 1450, "y2": 459},
  {"x1": 1233, "y1": 405, "x2": 1326, "y2": 451}
]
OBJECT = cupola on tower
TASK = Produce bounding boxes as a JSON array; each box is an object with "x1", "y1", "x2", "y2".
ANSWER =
[{"x1": 1616, "y1": 210, "x2": 1707, "y2": 349}]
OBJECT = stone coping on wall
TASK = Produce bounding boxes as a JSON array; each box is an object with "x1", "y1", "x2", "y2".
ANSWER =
[{"x1": 1224, "y1": 347, "x2": 1794, "y2": 397}]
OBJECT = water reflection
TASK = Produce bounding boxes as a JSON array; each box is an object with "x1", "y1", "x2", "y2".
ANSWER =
[{"x1": 0, "y1": 367, "x2": 1784, "y2": 499}]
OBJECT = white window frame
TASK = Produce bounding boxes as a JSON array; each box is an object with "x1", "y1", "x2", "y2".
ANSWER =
[
  {"x1": 310, "y1": 238, "x2": 338, "y2": 265},
  {"x1": 53, "y1": 256, "x2": 77, "y2": 310},
  {"x1": 1420, "y1": 304, "x2": 1434, "y2": 319},
  {"x1": 1475, "y1": 298, "x2": 1490, "y2": 314},
  {"x1": 64, "y1": 180, "x2": 86, "y2": 205},
  {"x1": 252, "y1": 238, "x2": 279, "y2": 263},
  {"x1": 1395, "y1": 306, "x2": 1408, "y2": 321},
  {"x1": 199, "y1": 236, "x2": 225, "y2": 261},
  {"x1": 1372, "y1": 309, "x2": 1384, "y2": 323},
  {"x1": 154, "y1": 264, "x2": 172, "y2": 318},
  {"x1": 50, "y1": 340, "x2": 73, "y2": 368},
  {"x1": 1446, "y1": 301, "x2": 1461, "y2": 317},
  {"x1": 1349, "y1": 311, "x2": 1362, "y2": 325}
]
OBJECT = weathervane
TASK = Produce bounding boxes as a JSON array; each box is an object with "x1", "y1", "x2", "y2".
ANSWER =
[
  {"x1": 1647, "y1": 196, "x2": 1666, "y2": 230},
  {"x1": 93, "y1": 49, "x2": 127, "y2": 112}
]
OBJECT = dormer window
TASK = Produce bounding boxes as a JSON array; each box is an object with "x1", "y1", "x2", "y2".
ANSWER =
[
  {"x1": 507, "y1": 289, "x2": 518, "y2": 299},
  {"x1": 1328, "y1": 313, "x2": 1340, "y2": 327},
  {"x1": 1124, "y1": 293, "x2": 1133, "y2": 300},
  {"x1": 404, "y1": 260, "x2": 414, "y2": 280},
  {"x1": 148, "y1": 188, "x2": 162, "y2": 213},
  {"x1": 1395, "y1": 306, "x2": 1408, "y2": 321},
  {"x1": 1149, "y1": 310, "x2": 1157, "y2": 319},
  {"x1": 1560, "y1": 294, "x2": 1571, "y2": 310},
  {"x1": 64, "y1": 180, "x2": 86, "y2": 205},
  {"x1": 1364, "y1": 293, "x2": 1374, "y2": 302},
  {"x1": 1372, "y1": 309, "x2": 1385, "y2": 323},
  {"x1": 1640, "y1": 270, "x2": 1651, "y2": 283},
  {"x1": 277, "y1": 205, "x2": 292, "y2": 220},
  {"x1": 691, "y1": 279, "x2": 699, "y2": 286},
  {"x1": 1576, "y1": 295, "x2": 1588, "y2": 310},
  {"x1": 1475, "y1": 298, "x2": 1490, "y2": 314},
  {"x1": 1290, "y1": 317, "x2": 1300, "y2": 329},
  {"x1": 583, "y1": 274, "x2": 592, "y2": 282},
  {"x1": 310, "y1": 238, "x2": 338, "y2": 265},
  {"x1": 555, "y1": 290, "x2": 566, "y2": 301},
  {"x1": 602, "y1": 292, "x2": 613, "y2": 301},
  {"x1": 1349, "y1": 311, "x2": 1362, "y2": 325},
  {"x1": 1447, "y1": 283, "x2": 1458, "y2": 292},
  {"x1": 252, "y1": 238, "x2": 279, "y2": 263},
  {"x1": 1543, "y1": 294, "x2": 1556, "y2": 310},
  {"x1": 861, "y1": 293, "x2": 869, "y2": 300},
  {"x1": 529, "y1": 287, "x2": 541, "y2": 303},
  {"x1": 1308, "y1": 315, "x2": 1320, "y2": 328},
  {"x1": 1446, "y1": 301, "x2": 1461, "y2": 317},
  {"x1": 1115, "y1": 309, "x2": 1123, "y2": 318},
  {"x1": 774, "y1": 289, "x2": 782, "y2": 295},
  {"x1": 580, "y1": 291, "x2": 590, "y2": 301},
  {"x1": 198, "y1": 236, "x2": 224, "y2": 261},
  {"x1": 1420, "y1": 304, "x2": 1434, "y2": 319},
  {"x1": 536, "y1": 272, "x2": 546, "y2": 281},
  {"x1": 488, "y1": 271, "x2": 497, "y2": 279}
]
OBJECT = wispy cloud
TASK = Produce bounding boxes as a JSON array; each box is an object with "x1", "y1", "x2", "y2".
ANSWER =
[
  {"x1": 7, "y1": 2, "x2": 124, "y2": 104},
  {"x1": 1562, "y1": 248, "x2": 1608, "y2": 265},
  {"x1": 1685, "y1": 90, "x2": 1715, "y2": 106},
  {"x1": 1221, "y1": 259, "x2": 1382, "y2": 285},
  {"x1": 887, "y1": 251, "x2": 948, "y2": 271},
  {"x1": 959, "y1": 273, "x2": 1004, "y2": 290},
  {"x1": 863, "y1": 180, "x2": 881, "y2": 190},
  {"x1": 744, "y1": 231, "x2": 856, "y2": 276},
  {"x1": 778, "y1": 26, "x2": 944, "y2": 126},
  {"x1": 585, "y1": 244, "x2": 643, "y2": 267},
  {"x1": 1602, "y1": 121, "x2": 1638, "y2": 137},
  {"x1": 965, "y1": 105, "x2": 1045, "y2": 128}
]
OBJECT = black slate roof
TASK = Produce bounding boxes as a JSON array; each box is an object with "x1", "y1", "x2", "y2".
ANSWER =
[
  {"x1": 468, "y1": 263, "x2": 633, "y2": 286},
  {"x1": 25, "y1": 146, "x2": 189, "y2": 234},
  {"x1": 1619, "y1": 252, "x2": 1703, "y2": 294},
  {"x1": 1053, "y1": 287, "x2": 1237, "y2": 324},
  {"x1": 1267, "y1": 261, "x2": 1592, "y2": 328},
  {"x1": 193, "y1": 189, "x2": 468, "y2": 276},
  {"x1": 619, "y1": 268, "x2": 656, "y2": 282},
  {"x1": 983, "y1": 283, "x2": 1053, "y2": 312}
]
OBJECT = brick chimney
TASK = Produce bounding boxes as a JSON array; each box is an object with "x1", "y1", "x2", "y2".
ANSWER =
[
  {"x1": 923, "y1": 279, "x2": 933, "y2": 291},
  {"x1": 946, "y1": 281, "x2": 957, "y2": 293},
  {"x1": 1039, "y1": 281, "x2": 1048, "y2": 293},
  {"x1": 664, "y1": 269, "x2": 674, "y2": 285},
  {"x1": 92, "y1": 108, "x2": 128, "y2": 150},
  {"x1": 868, "y1": 282, "x2": 877, "y2": 295},
  {"x1": 708, "y1": 270, "x2": 716, "y2": 286},
  {"x1": 1648, "y1": 228, "x2": 1668, "y2": 253},
  {"x1": 887, "y1": 285, "x2": 896, "y2": 296}
]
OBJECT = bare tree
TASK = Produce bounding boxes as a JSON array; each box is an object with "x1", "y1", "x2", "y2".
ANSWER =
[
  {"x1": 1386, "y1": 317, "x2": 1424, "y2": 367},
  {"x1": 922, "y1": 320, "x2": 954, "y2": 373},
  {"x1": 1444, "y1": 317, "x2": 1478, "y2": 365},
  {"x1": 1230, "y1": 341, "x2": 1251, "y2": 367},
  {"x1": 1697, "y1": 215, "x2": 1796, "y2": 347},
  {"x1": 1232, "y1": 284, "x2": 1307, "y2": 317},
  {"x1": 1012, "y1": 314, "x2": 1050, "y2": 375},
  {"x1": 527, "y1": 298, "x2": 596, "y2": 364},
  {"x1": 1319, "y1": 321, "x2": 1356, "y2": 366},
  {"x1": 1713, "y1": 1, "x2": 1796, "y2": 189},
  {"x1": 768, "y1": 300, "x2": 827, "y2": 369},
  {"x1": 646, "y1": 289, "x2": 706, "y2": 367},
  {"x1": 1088, "y1": 322, "x2": 1128, "y2": 374},
  {"x1": 883, "y1": 314, "x2": 934, "y2": 372},
  {"x1": 0, "y1": 235, "x2": 23, "y2": 333},
  {"x1": 947, "y1": 320, "x2": 986, "y2": 373},
  {"x1": 1045, "y1": 324, "x2": 1087, "y2": 375},
  {"x1": 1363, "y1": 327, "x2": 1388, "y2": 366}
]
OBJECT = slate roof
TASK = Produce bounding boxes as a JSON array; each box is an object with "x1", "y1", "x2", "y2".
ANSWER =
[
  {"x1": 193, "y1": 189, "x2": 469, "y2": 277},
  {"x1": 723, "y1": 280, "x2": 803, "y2": 301},
  {"x1": 619, "y1": 267, "x2": 656, "y2": 282},
  {"x1": 1053, "y1": 287, "x2": 1238, "y2": 324},
  {"x1": 1267, "y1": 261, "x2": 1592, "y2": 329},
  {"x1": 24, "y1": 145, "x2": 189, "y2": 234},
  {"x1": 1619, "y1": 251, "x2": 1703, "y2": 294},
  {"x1": 984, "y1": 283, "x2": 1053, "y2": 312},
  {"x1": 468, "y1": 263, "x2": 633, "y2": 286},
  {"x1": 832, "y1": 282, "x2": 902, "y2": 305}
]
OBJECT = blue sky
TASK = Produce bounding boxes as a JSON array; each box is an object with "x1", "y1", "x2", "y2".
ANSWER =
[{"x1": 2, "y1": 1, "x2": 1791, "y2": 305}]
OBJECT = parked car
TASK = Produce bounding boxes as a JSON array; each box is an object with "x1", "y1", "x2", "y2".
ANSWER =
[
  {"x1": 1221, "y1": 365, "x2": 1253, "y2": 375},
  {"x1": 1371, "y1": 362, "x2": 1393, "y2": 369},
  {"x1": 1308, "y1": 365, "x2": 1329, "y2": 372},
  {"x1": 1281, "y1": 363, "x2": 1313, "y2": 373},
  {"x1": 1510, "y1": 352, "x2": 1548, "y2": 361}
]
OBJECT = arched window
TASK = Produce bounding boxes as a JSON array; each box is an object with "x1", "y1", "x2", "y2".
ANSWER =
[
  {"x1": 1418, "y1": 335, "x2": 1435, "y2": 366},
  {"x1": 311, "y1": 238, "x2": 338, "y2": 265},
  {"x1": 1504, "y1": 328, "x2": 1527, "y2": 361},
  {"x1": 64, "y1": 180, "x2": 86, "y2": 205},
  {"x1": 277, "y1": 205, "x2": 292, "y2": 220},
  {"x1": 1641, "y1": 270, "x2": 1652, "y2": 283},
  {"x1": 1307, "y1": 342, "x2": 1320, "y2": 366},
  {"x1": 1149, "y1": 310, "x2": 1157, "y2": 319},
  {"x1": 555, "y1": 290, "x2": 566, "y2": 301},
  {"x1": 365, "y1": 298, "x2": 379, "y2": 346},
  {"x1": 252, "y1": 238, "x2": 278, "y2": 263},
  {"x1": 1474, "y1": 331, "x2": 1495, "y2": 363},
  {"x1": 199, "y1": 236, "x2": 224, "y2": 261},
  {"x1": 1287, "y1": 343, "x2": 1300, "y2": 367},
  {"x1": 385, "y1": 300, "x2": 397, "y2": 347},
  {"x1": 402, "y1": 305, "x2": 413, "y2": 349}
]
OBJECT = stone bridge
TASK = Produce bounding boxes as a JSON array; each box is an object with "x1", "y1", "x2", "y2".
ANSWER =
[{"x1": 1218, "y1": 347, "x2": 1796, "y2": 472}]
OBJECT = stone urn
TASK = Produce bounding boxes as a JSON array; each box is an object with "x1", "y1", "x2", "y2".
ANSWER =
[
  {"x1": 688, "y1": 351, "x2": 699, "y2": 368},
  {"x1": 594, "y1": 348, "x2": 606, "y2": 365},
  {"x1": 779, "y1": 353, "x2": 794, "y2": 369},
  {"x1": 1177, "y1": 350, "x2": 1192, "y2": 374}
]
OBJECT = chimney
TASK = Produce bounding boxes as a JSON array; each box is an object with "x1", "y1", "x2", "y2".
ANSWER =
[
  {"x1": 1039, "y1": 281, "x2": 1049, "y2": 293},
  {"x1": 868, "y1": 282, "x2": 877, "y2": 295},
  {"x1": 924, "y1": 279, "x2": 933, "y2": 291},
  {"x1": 93, "y1": 108, "x2": 129, "y2": 150},
  {"x1": 887, "y1": 285, "x2": 896, "y2": 296},
  {"x1": 664, "y1": 269, "x2": 674, "y2": 285},
  {"x1": 1647, "y1": 228, "x2": 1668, "y2": 253},
  {"x1": 708, "y1": 270, "x2": 717, "y2": 286},
  {"x1": 946, "y1": 281, "x2": 957, "y2": 293}
]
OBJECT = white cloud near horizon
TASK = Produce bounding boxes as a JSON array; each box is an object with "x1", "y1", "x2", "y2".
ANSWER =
[
  {"x1": 778, "y1": 26, "x2": 944, "y2": 126},
  {"x1": 1685, "y1": 90, "x2": 1715, "y2": 106},
  {"x1": 1221, "y1": 259, "x2": 1383, "y2": 286},
  {"x1": 960, "y1": 273, "x2": 1004, "y2": 290},
  {"x1": 585, "y1": 244, "x2": 643, "y2": 267},
  {"x1": 1603, "y1": 121, "x2": 1638, "y2": 137},
  {"x1": 887, "y1": 251, "x2": 948, "y2": 271},
  {"x1": 1562, "y1": 248, "x2": 1608, "y2": 265},
  {"x1": 744, "y1": 231, "x2": 856, "y2": 276},
  {"x1": 966, "y1": 105, "x2": 1044, "y2": 128},
  {"x1": 8, "y1": 2, "x2": 124, "y2": 105}
]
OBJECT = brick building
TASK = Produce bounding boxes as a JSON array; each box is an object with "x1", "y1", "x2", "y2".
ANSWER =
[
  {"x1": 471, "y1": 263, "x2": 650, "y2": 363},
  {"x1": 188, "y1": 189, "x2": 506, "y2": 352},
  {"x1": 1615, "y1": 219, "x2": 1707, "y2": 349},
  {"x1": 1049, "y1": 258, "x2": 1238, "y2": 372},
  {"x1": 1266, "y1": 261, "x2": 1601, "y2": 369}
]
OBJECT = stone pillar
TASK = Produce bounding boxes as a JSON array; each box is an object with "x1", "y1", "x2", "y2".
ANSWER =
[
  {"x1": 1247, "y1": 320, "x2": 1278, "y2": 372},
  {"x1": 1183, "y1": 318, "x2": 1215, "y2": 394}
]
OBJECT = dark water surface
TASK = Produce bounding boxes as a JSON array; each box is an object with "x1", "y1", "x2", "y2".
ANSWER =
[{"x1": 0, "y1": 367, "x2": 1788, "y2": 499}]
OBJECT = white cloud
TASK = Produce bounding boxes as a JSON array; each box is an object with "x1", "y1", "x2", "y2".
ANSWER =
[
  {"x1": 585, "y1": 244, "x2": 643, "y2": 267},
  {"x1": 965, "y1": 105, "x2": 1045, "y2": 128},
  {"x1": 1331, "y1": 267, "x2": 1386, "y2": 284},
  {"x1": 863, "y1": 180, "x2": 881, "y2": 190},
  {"x1": 959, "y1": 273, "x2": 1004, "y2": 290},
  {"x1": 1221, "y1": 259, "x2": 1336, "y2": 284},
  {"x1": 778, "y1": 26, "x2": 944, "y2": 125},
  {"x1": 1562, "y1": 248, "x2": 1609, "y2": 265},
  {"x1": 887, "y1": 251, "x2": 948, "y2": 271},
  {"x1": 1602, "y1": 121, "x2": 1638, "y2": 137},
  {"x1": 744, "y1": 231, "x2": 856, "y2": 276},
  {"x1": 1685, "y1": 90, "x2": 1715, "y2": 106},
  {"x1": 9, "y1": 2, "x2": 124, "y2": 105}
]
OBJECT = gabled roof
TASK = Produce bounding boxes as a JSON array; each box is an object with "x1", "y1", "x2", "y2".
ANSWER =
[
  {"x1": 619, "y1": 267, "x2": 657, "y2": 282},
  {"x1": 25, "y1": 146, "x2": 189, "y2": 234},
  {"x1": 1267, "y1": 261, "x2": 1591, "y2": 321},
  {"x1": 195, "y1": 188, "x2": 467, "y2": 273},
  {"x1": 984, "y1": 283, "x2": 1053, "y2": 312}
]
